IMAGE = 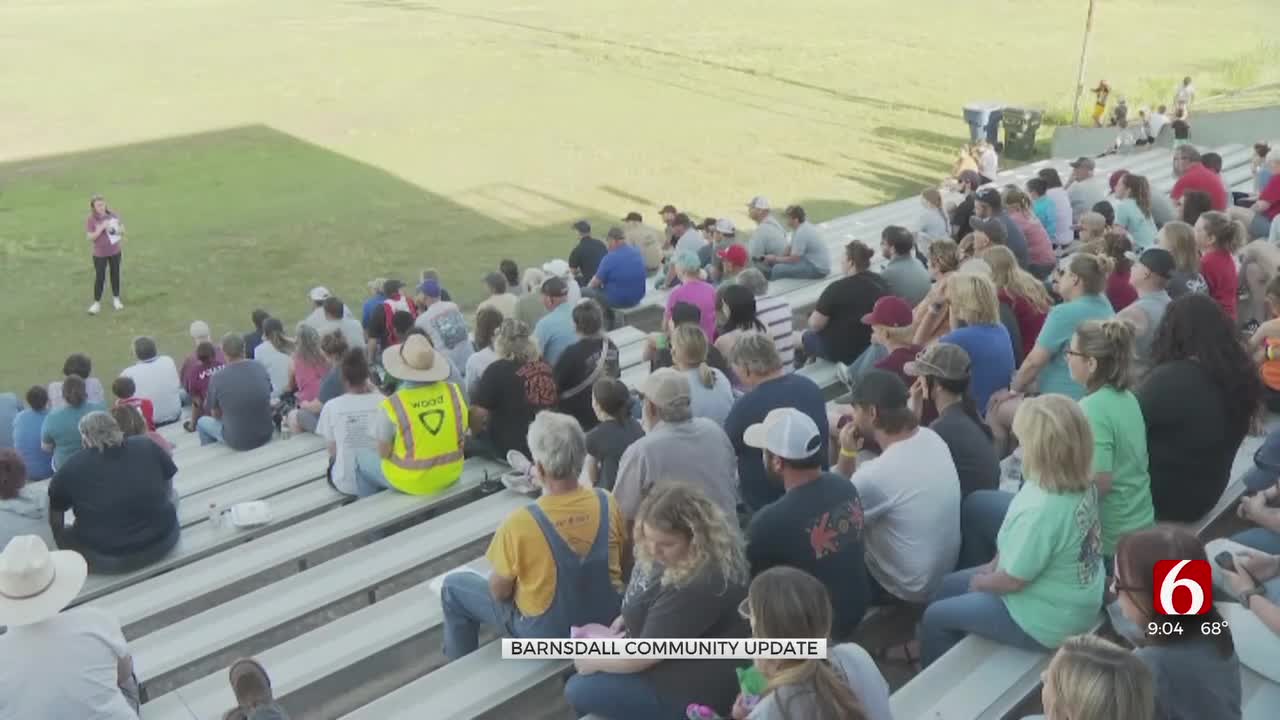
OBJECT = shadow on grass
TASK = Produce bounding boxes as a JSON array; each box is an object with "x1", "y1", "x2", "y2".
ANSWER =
[{"x1": 0, "y1": 124, "x2": 659, "y2": 389}]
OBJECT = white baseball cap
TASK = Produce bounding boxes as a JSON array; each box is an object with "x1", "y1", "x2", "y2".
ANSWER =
[
  {"x1": 189, "y1": 320, "x2": 211, "y2": 340},
  {"x1": 542, "y1": 259, "x2": 571, "y2": 278},
  {"x1": 714, "y1": 218, "x2": 736, "y2": 235},
  {"x1": 747, "y1": 196, "x2": 770, "y2": 210},
  {"x1": 309, "y1": 286, "x2": 331, "y2": 302},
  {"x1": 743, "y1": 408, "x2": 822, "y2": 460}
]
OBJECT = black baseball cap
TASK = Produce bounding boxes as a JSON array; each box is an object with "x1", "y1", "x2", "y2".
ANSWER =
[
  {"x1": 849, "y1": 369, "x2": 909, "y2": 409},
  {"x1": 1136, "y1": 248, "x2": 1175, "y2": 279},
  {"x1": 970, "y1": 216, "x2": 1007, "y2": 244},
  {"x1": 974, "y1": 187, "x2": 1003, "y2": 210}
]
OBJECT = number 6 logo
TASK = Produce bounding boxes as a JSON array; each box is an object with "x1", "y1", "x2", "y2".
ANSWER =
[{"x1": 1153, "y1": 559, "x2": 1213, "y2": 615}]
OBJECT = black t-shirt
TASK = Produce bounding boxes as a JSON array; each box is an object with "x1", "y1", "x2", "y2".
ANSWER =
[
  {"x1": 1172, "y1": 120, "x2": 1191, "y2": 140},
  {"x1": 746, "y1": 472, "x2": 869, "y2": 639},
  {"x1": 814, "y1": 272, "x2": 888, "y2": 364},
  {"x1": 930, "y1": 404, "x2": 1000, "y2": 498},
  {"x1": 951, "y1": 194, "x2": 977, "y2": 243},
  {"x1": 472, "y1": 358, "x2": 558, "y2": 458},
  {"x1": 585, "y1": 417, "x2": 644, "y2": 491},
  {"x1": 569, "y1": 237, "x2": 609, "y2": 282},
  {"x1": 553, "y1": 337, "x2": 620, "y2": 431},
  {"x1": 49, "y1": 436, "x2": 178, "y2": 556},
  {"x1": 1138, "y1": 359, "x2": 1246, "y2": 523}
]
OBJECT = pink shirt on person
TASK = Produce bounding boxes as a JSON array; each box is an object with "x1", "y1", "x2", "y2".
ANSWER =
[
  {"x1": 665, "y1": 279, "x2": 718, "y2": 341},
  {"x1": 86, "y1": 211, "x2": 122, "y2": 257},
  {"x1": 1009, "y1": 209, "x2": 1056, "y2": 266},
  {"x1": 292, "y1": 357, "x2": 328, "y2": 403}
]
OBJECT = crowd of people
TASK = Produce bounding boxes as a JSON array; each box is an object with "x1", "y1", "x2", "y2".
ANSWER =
[{"x1": 4, "y1": 136, "x2": 1280, "y2": 719}]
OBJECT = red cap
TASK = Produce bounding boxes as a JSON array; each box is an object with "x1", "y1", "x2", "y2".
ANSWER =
[
  {"x1": 861, "y1": 296, "x2": 913, "y2": 328},
  {"x1": 717, "y1": 244, "x2": 749, "y2": 267}
]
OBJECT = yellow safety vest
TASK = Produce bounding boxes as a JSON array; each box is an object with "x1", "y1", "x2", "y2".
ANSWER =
[{"x1": 380, "y1": 382, "x2": 468, "y2": 495}]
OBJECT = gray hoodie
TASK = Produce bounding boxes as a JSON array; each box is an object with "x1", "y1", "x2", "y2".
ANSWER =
[{"x1": 0, "y1": 482, "x2": 53, "y2": 548}]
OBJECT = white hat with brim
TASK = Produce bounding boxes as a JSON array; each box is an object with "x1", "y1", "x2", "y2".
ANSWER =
[
  {"x1": 381, "y1": 334, "x2": 452, "y2": 383},
  {"x1": 0, "y1": 536, "x2": 88, "y2": 627}
]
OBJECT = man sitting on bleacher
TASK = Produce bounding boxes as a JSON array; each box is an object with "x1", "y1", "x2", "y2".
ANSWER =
[
  {"x1": 441, "y1": 411, "x2": 623, "y2": 660},
  {"x1": 764, "y1": 205, "x2": 830, "y2": 281},
  {"x1": 197, "y1": 334, "x2": 273, "y2": 451},
  {"x1": 354, "y1": 334, "x2": 467, "y2": 497}
]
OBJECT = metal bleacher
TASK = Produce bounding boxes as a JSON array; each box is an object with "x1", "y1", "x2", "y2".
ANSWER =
[{"x1": 97, "y1": 142, "x2": 1278, "y2": 720}]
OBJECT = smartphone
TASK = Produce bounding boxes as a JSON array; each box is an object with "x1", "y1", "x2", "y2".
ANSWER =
[{"x1": 1215, "y1": 551, "x2": 1237, "y2": 573}]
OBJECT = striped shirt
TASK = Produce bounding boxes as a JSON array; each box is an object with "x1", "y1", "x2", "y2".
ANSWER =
[{"x1": 755, "y1": 294, "x2": 796, "y2": 371}]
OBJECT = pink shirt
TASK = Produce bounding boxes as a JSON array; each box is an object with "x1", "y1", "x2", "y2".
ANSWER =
[
  {"x1": 86, "y1": 211, "x2": 122, "y2": 257},
  {"x1": 1010, "y1": 209, "x2": 1056, "y2": 266},
  {"x1": 665, "y1": 279, "x2": 718, "y2": 341},
  {"x1": 292, "y1": 357, "x2": 329, "y2": 403}
]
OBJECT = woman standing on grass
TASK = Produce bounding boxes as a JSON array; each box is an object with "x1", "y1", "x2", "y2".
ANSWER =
[{"x1": 85, "y1": 194, "x2": 125, "y2": 315}]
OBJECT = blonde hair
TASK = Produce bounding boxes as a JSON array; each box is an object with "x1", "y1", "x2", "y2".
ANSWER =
[
  {"x1": 983, "y1": 245, "x2": 1051, "y2": 312},
  {"x1": 946, "y1": 273, "x2": 1000, "y2": 326},
  {"x1": 928, "y1": 238, "x2": 961, "y2": 273},
  {"x1": 1067, "y1": 253, "x2": 1115, "y2": 295},
  {"x1": 1079, "y1": 212, "x2": 1108, "y2": 242},
  {"x1": 921, "y1": 188, "x2": 943, "y2": 209},
  {"x1": 1012, "y1": 395, "x2": 1094, "y2": 493},
  {"x1": 1198, "y1": 210, "x2": 1247, "y2": 252},
  {"x1": 671, "y1": 324, "x2": 717, "y2": 390},
  {"x1": 1045, "y1": 635, "x2": 1154, "y2": 720},
  {"x1": 494, "y1": 319, "x2": 539, "y2": 364},
  {"x1": 633, "y1": 483, "x2": 748, "y2": 590},
  {"x1": 1073, "y1": 318, "x2": 1136, "y2": 392},
  {"x1": 1158, "y1": 221, "x2": 1199, "y2": 272}
]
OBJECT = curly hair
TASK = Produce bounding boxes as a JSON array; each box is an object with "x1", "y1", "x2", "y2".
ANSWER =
[
  {"x1": 633, "y1": 483, "x2": 747, "y2": 590},
  {"x1": 494, "y1": 318, "x2": 539, "y2": 364},
  {"x1": 1150, "y1": 294, "x2": 1262, "y2": 434}
]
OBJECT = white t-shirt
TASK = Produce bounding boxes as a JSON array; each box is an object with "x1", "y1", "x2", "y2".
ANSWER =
[
  {"x1": 1147, "y1": 111, "x2": 1169, "y2": 140},
  {"x1": 121, "y1": 356, "x2": 182, "y2": 424},
  {"x1": 0, "y1": 607, "x2": 135, "y2": 720},
  {"x1": 317, "y1": 392, "x2": 385, "y2": 495},
  {"x1": 253, "y1": 343, "x2": 292, "y2": 400},
  {"x1": 978, "y1": 146, "x2": 999, "y2": 178},
  {"x1": 851, "y1": 427, "x2": 961, "y2": 602},
  {"x1": 465, "y1": 346, "x2": 498, "y2": 398}
]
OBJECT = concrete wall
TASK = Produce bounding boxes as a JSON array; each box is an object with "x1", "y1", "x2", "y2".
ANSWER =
[{"x1": 1051, "y1": 105, "x2": 1280, "y2": 158}]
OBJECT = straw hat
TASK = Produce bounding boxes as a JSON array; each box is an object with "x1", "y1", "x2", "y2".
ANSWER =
[
  {"x1": 0, "y1": 536, "x2": 88, "y2": 627},
  {"x1": 381, "y1": 334, "x2": 451, "y2": 383}
]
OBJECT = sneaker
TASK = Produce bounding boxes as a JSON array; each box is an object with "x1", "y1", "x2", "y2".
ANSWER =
[
  {"x1": 87, "y1": 302, "x2": 101, "y2": 315},
  {"x1": 112, "y1": 297, "x2": 124, "y2": 310},
  {"x1": 228, "y1": 658, "x2": 274, "y2": 711}
]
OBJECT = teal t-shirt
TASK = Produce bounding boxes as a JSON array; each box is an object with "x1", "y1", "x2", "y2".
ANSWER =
[
  {"x1": 40, "y1": 402, "x2": 105, "y2": 469},
  {"x1": 1080, "y1": 386, "x2": 1155, "y2": 554},
  {"x1": 1115, "y1": 198, "x2": 1158, "y2": 250},
  {"x1": 1033, "y1": 294, "x2": 1115, "y2": 399},
  {"x1": 997, "y1": 480, "x2": 1105, "y2": 649}
]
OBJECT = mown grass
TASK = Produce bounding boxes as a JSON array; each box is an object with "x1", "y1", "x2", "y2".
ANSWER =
[{"x1": 1, "y1": 0, "x2": 1277, "y2": 390}]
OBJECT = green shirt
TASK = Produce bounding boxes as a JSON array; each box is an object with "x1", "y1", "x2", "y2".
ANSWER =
[
  {"x1": 1080, "y1": 386, "x2": 1155, "y2": 554},
  {"x1": 1033, "y1": 294, "x2": 1115, "y2": 399},
  {"x1": 997, "y1": 480, "x2": 1104, "y2": 648}
]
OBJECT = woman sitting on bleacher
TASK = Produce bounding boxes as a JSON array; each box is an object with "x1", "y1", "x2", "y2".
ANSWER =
[
  {"x1": 440, "y1": 411, "x2": 623, "y2": 660},
  {"x1": 732, "y1": 566, "x2": 892, "y2": 720},
  {"x1": 1113, "y1": 526, "x2": 1241, "y2": 720},
  {"x1": 0, "y1": 449, "x2": 53, "y2": 549},
  {"x1": 48, "y1": 411, "x2": 179, "y2": 574},
  {"x1": 566, "y1": 483, "x2": 749, "y2": 720},
  {"x1": 918, "y1": 395, "x2": 1104, "y2": 668},
  {"x1": 911, "y1": 239, "x2": 961, "y2": 348},
  {"x1": 253, "y1": 317, "x2": 294, "y2": 401},
  {"x1": 670, "y1": 324, "x2": 734, "y2": 427},
  {"x1": 1137, "y1": 294, "x2": 1261, "y2": 523},
  {"x1": 1038, "y1": 635, "x2": 1155, "y2": 720},
  {"x1": 291, "y1": 331, "x2": 348, "y2": 434},
  {"x1": 1066, "y1": 319, "x2": 1154, "y2": 564}
]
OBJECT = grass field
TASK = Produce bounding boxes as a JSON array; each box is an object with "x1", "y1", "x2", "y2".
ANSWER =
[{"x1": 1, "y1": 0, "x2": 1277, "y2": 390}]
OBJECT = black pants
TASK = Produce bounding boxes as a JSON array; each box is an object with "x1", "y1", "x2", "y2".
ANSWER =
[{"x1": 92, "y1": 253, "x2": 122, "y2": 301}]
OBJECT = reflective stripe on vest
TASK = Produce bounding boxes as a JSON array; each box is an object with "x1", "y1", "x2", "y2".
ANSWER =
[{"x1": 387, "y1": 383, "x2": 465, "y2": 470}]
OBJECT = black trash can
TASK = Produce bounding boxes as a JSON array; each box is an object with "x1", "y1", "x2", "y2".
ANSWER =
[
  {"x1": 963, "y1": 102, "x2": 1004, "y2": 144},
  {"x1": 1002, "y1": 107, "x2": 1044, "y2": 160}
]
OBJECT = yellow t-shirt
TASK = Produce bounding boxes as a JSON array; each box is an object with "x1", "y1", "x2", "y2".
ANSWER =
[{"x1": 485, "y1": 487, "x2": 626, "y2": 617}]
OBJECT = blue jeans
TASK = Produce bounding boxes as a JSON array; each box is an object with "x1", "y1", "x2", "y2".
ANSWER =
[
  {"x1": 918, "y1": 566, "x2": 1045, "y2": 667},
  {"x1": 1251, "y1": 212, "x2": 1275, "y2": 241},
  {"x1": 800, "y1": 330, "x2": 824, "y2": 362},
  {"x1": 196, "y1": 415, "x2": 224, "y2": 446},
  {"x1": 959, "y1": 490, "x2": 1014, "y2": 569},
  {"x1": 1234, "y1": 527, "x2": 1280, "y2": 555},
  {"x1": 354, "y1": 449, "x2": 392, "y2": 497},
  {"x1": 768, "y1": 257, "x2": 825, "y2": 280},
  {"x1": 440, "y1": 571, "x2": 516, "y2": 660},
  {"x1": 565, "y1": 671, "x2": 683, "y2": 720}
]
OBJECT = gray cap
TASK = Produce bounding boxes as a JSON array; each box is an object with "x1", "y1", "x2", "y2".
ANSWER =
[{"x1": 638, "y1": 367, "x2": 692, "y2": 411}]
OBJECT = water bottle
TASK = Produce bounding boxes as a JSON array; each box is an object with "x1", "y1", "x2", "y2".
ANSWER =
[{"x1": 208, "y1": 502, "x2": 223, "y2": 529}]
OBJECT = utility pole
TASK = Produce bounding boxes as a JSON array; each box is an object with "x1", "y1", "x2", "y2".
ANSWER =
[{"x1": 1071, "y1": 0, "x2": 1098, "y2": 127}]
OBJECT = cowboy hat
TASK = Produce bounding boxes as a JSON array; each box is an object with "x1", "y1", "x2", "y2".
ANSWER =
[
  {"x1": 381, "y1": 334, "x2": 451, "y2": 383},
  {"x1": 0, "y1": 535, "x2": 88, "y2": 627}
]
